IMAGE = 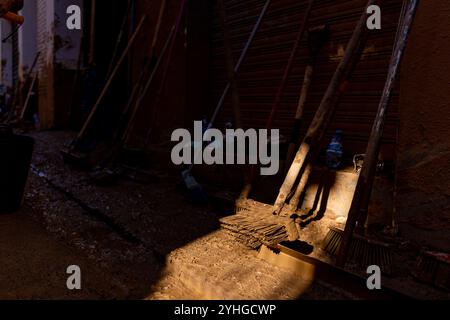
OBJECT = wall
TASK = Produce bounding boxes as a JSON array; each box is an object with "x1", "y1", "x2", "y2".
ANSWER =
[
  {"x1": 37, "y1": 0, "x2": 55, "y2": 129},
  {"x1": 396, "y1": 0, "x2": 450, "y2": 252},
  {"x1": 0, "y1": 20, "x2": 13, "y2": 87}
]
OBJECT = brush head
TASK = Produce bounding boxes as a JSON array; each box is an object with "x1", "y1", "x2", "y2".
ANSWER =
[
  {"x1": 322, "y1": 226, "x2": 393, "y2": 275},
  {"x1": 221, "y1": 207, "x2": 290, "y2": 249}
]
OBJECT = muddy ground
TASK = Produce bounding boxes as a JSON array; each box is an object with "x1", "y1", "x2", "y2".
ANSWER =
[{"x1": 0, "y1": 130, "x2": 353, "y2": 300}]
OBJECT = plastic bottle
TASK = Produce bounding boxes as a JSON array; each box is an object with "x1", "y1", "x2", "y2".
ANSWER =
[{"x1": 326, "y1": 129, "x2": 344, "y2": 169}]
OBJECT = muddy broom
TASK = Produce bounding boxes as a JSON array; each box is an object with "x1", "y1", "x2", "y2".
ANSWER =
[
  {"x1": 222, "y1": 0, "x2": 317, "y2": 247},
  {"x1": 285, "y1": 25, "x2": 330, "y2": 169},
  {"x1": 273, "y1": 0, "x2": 380, "y2": 217},
  {"x1": 222, "y1": 0, "x2": 378, "y2": 248}
]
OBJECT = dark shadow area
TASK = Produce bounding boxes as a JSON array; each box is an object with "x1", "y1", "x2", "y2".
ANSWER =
[
  {"x1": 280, "y1": 240, "x2": 314, "y2": 256},
  {"x1": 300, "y1": 169, "x2": 336, "y2": 228}
]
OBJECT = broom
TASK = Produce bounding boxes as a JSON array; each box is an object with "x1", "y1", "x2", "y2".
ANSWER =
[
  {"x1": 223, "y1": 1, "x2": 373, "y2": 248},
  {"x1": 220, "y1": 0, "x2": 314, "y2": 248},
  {"x1": 334, "y1": 0, "x2": 420, "y2": 269},
  {"x1": 220, "y1": 206, "x2": 298, "y2": 249},
  {"x1": 322, "y1": 227, "x2": 393, "y2": 275}
]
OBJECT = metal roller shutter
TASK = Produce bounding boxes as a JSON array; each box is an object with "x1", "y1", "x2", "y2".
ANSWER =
[{"x1": 210, "y1": 0, "x2": 403, "y2": 161}]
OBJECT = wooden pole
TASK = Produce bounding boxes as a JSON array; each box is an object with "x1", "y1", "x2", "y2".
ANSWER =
[
  {"x1": 117, "y1": 0, "x2": 167, "y2": 141},
  {"x1": 88, "y1": 0, "x2": 96, "y2": 65},
  {"x1": 240, "y1": 0, "x2": 314, "y2": 199},
  {"x1": 217, "y1": 0, "x2": 242, "y2": 129},
  {"x1": 122, "y1": 26, "x2": 176, "y2": 144},
  {"x1": 286, "y1": 25, "x2": 329, "y2": 169},
  {"x1": 106, "y1": 0, "x2": 132, "y2": 79},
  {"x1": 144, "y1": 0, "x2": 188, "y2": 144},
  {"x1": 206, "y1": 0, "x2": 271, "y2": 132},
  {"x1": 273, "y1": 0, "x2": 377, "y2": 216},
  {"x1": 187, "y1": 0, "x2": 272, "y2": 173},
  {"x1": 151, "y1": 0, "x2": 167, "y2": 56},
  {"x1": 20, "y1": 72, "x2": 37, "y2": 120},
  {"x1": 74, "y1": 16, "x2": 147, "y2": 146},
  {"x1": 336, "y1": 0, "x2": 419, "y2": 267}
]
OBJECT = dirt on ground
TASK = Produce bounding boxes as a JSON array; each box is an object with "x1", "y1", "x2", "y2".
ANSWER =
[
  {"x1": 0, "y1": 130, "x2": 350, "y2": 300},
  {"x1": 1, "y1": 130, "x2": 447, "y2": 300}
]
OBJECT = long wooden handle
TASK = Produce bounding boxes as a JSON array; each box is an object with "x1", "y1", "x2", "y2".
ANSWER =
[
  {"x1": 3, "y1": 12, "x2": 24, "y2": 25},
  {"x1": 336, "y1": 0, "x2": 420, "y2": 267},
  {"x1": 75, "y1": 15, "x2": 147, "y2": 144},
  {"x1": 272, "y1": 0, "x2": 377, "y2": 216}
]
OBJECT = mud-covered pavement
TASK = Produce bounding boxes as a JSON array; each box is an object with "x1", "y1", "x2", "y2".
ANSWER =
[{"x1": 0, "y1": 131, "x2": 349, "y2": 299}]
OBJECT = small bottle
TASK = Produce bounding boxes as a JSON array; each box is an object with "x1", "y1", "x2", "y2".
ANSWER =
[{"x1": 326, "y1": 130, "x2": 344, "y2": 169}]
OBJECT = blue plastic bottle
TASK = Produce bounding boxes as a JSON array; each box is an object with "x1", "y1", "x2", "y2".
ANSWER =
[{"x1": 326, "y1": 130, "x2": 344, "y2": 169}]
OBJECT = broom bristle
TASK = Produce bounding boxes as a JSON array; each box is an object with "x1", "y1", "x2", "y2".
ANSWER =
[
  {"x1": 413, "y1": 251, "x2": 450, "y2": 291},
  {"x1": 221, "y1": 204, "x2": 289, "y2": 248},
  {"x1": 322, "y1": 227, "x2": 343, "y2": 256},
  {"x1": 322, "y1": 227, "x2": 393, "y2": 274}
]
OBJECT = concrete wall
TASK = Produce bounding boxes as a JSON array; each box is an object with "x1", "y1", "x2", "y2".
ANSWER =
[
  {"x1": 0, "y1": 20, "x2": 13, "y2": 87},
  {"x1": 397, "y1": 0, "x2": 450, "y2": 251},
  {"x1": 34, "y1": 0, "x2": 83, "y2": 128},
  {"x1": 37, "y1": 0, "x2": 55, "y2": 129}
]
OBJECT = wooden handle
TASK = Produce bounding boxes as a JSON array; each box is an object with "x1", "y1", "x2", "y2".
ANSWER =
[{"x1": 3, "y1": 12, "x2": 24, "y2": 25}]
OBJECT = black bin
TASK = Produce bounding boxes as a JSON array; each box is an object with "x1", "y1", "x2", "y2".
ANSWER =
[{"x1": 0, "y1": 125, "x2": 34, "y2": 213}]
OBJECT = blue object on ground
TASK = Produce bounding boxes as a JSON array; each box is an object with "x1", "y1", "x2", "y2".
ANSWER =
[{"x1": 326, "y1": 129, "x2": 344, "y2": 169}]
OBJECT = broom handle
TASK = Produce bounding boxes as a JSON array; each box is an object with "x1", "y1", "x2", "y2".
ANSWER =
[
  {"x1": 266, "y1": 0, "x2": 314, "y2": 131},
  {"x1": 218, "y1": 0, "x2": 242, "y2": 129},
  {"x1": 144, "y1": 0, "x2": 187, "y2": 143},
  {"x1": 239, "y1": 0, "x2": 314, "y2": 199},
  {"x1": 207, "y1": 0, "x2": 271, "y2": 132},
  {"x1": 336, "y1": 0, "x2": 419, "y2": 267},
  {"x1": 286, "y1": 25, "x2": 329, "y2": 169},
  {"x1": 356, "y1": 0, "x2": 409, "y2": 228},
  {"x1": 120, "y1": 0, "x2": 167, "y2": 142},
  {"x1": 151, "y1": 0, "x2": 167, "y2": 52},
  {"x1": 273, "y1": 0, "x2": 378, "y2": 216},
  {"x1": 75, "y1": 16, "x2": 147, "y2": 144},
  {"x1": 187, "y1": 0, "x2": 271, "y2": 173},
  {"x1": 285, "y1": 64, "x2": 314, "y2": 170},
  {"x1": 89, "y1": 0, "x2": 97, "y2": 65},
  {"x1": 106, "y1": 0, "x2": 133, "y2": 79},
  {"x1": 122, "y1": 26, "x2": 176, "y2": 144}
]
